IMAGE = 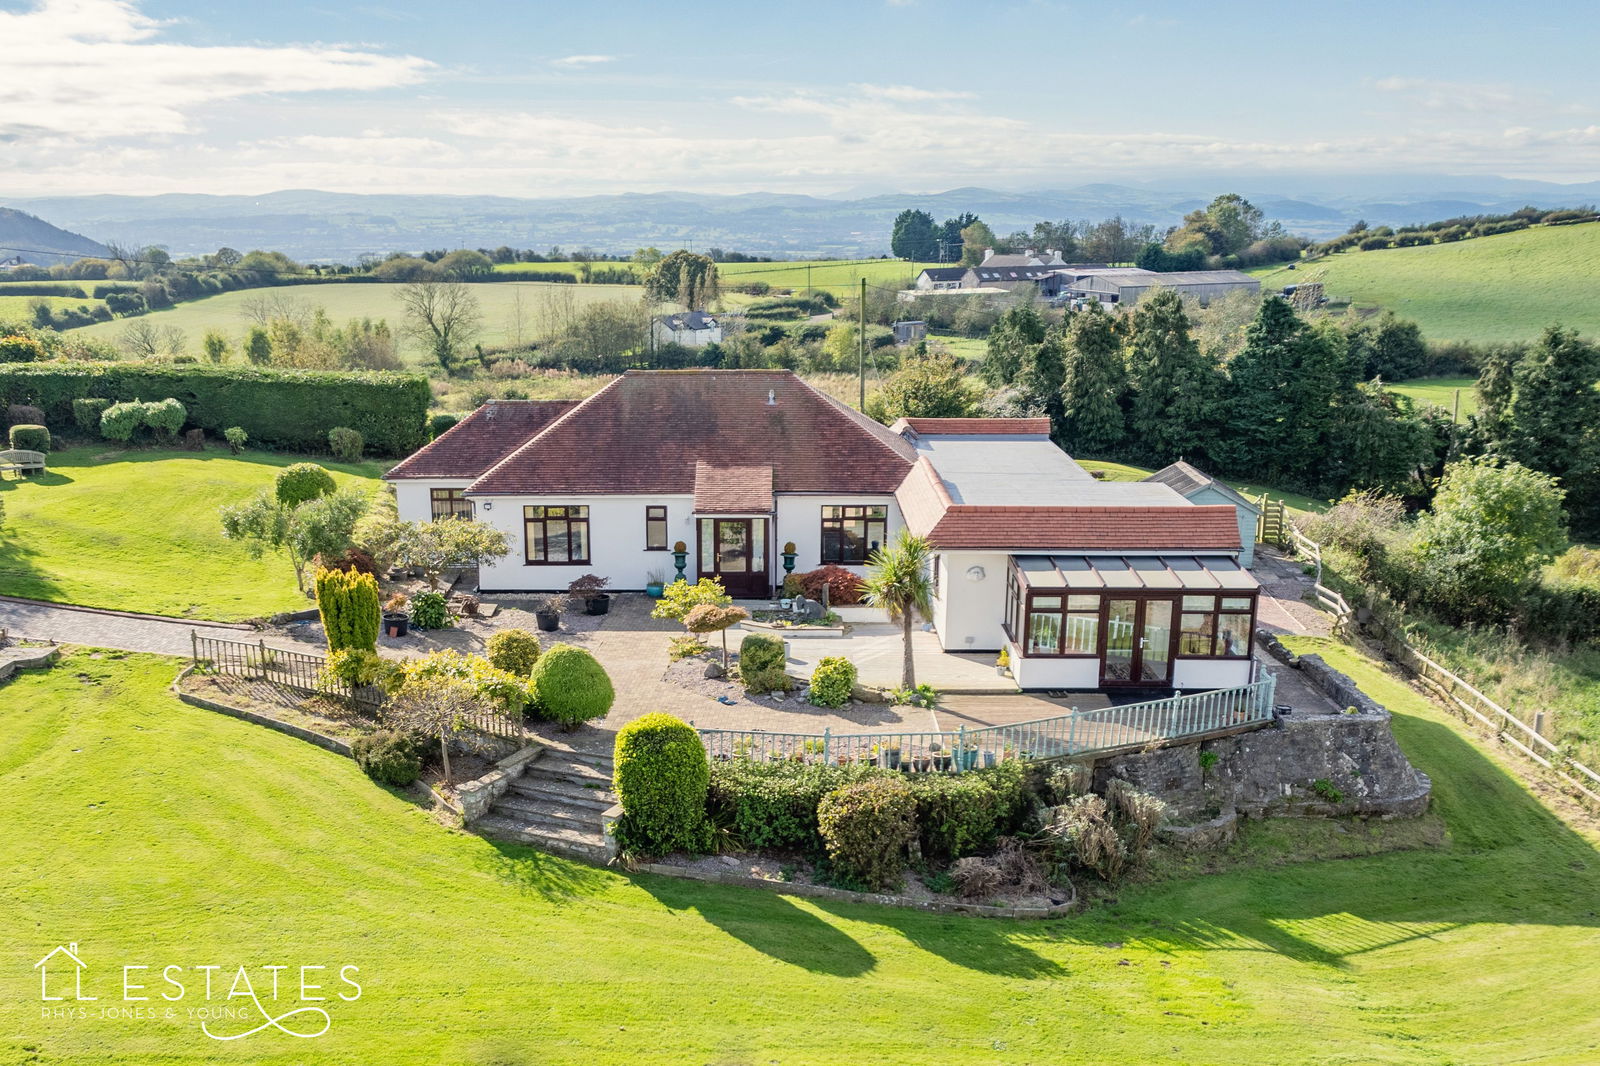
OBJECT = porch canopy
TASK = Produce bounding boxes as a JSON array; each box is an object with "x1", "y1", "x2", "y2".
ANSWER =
[{"x1": 1011, "y1": 554, "x2": 1260, "y2": 593}]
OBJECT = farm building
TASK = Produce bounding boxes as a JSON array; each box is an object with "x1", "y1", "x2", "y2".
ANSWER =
[
  {"x1": 914, "y1": 266, "x2": 968, "y2": 291},
  {"x1": 892, "y1": 320, "x2": 927, "y2": 344},
  {"x1": 1063, "y1": 268, "x2": 1259, "y2": 306},
  {"x1": 1141, "y1": 461, "x2": 1262, "y2": 567}
]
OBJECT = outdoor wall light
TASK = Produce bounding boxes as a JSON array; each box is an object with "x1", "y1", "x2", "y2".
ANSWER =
[
  {"x1": 481, "y1": 500, "x2": 493, "y2": 511},
  {"x1": 965, "y1": 565, "x2": 986, "y2": 582}
]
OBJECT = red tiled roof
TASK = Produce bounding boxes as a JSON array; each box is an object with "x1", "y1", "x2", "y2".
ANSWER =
[
  {"x1": 892, "y1": 417, "x2": 1052, "y2": 437},
  {"x1": 384, "y1": 400, "x2": 578, "y2": 479},
  {"x1": 896, "y1": 457, "x2": 1241, "y2": 550},
  {"x1": 469, "y1": 370, "x2": 915, "y2": 496},
  {"x1": 693, "y1": 461, "x2": 774, "y2": 513}
]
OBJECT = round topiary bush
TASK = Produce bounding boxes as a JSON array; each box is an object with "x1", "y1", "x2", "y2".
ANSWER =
[
  {"x1": 486, "y1": 628, "x2": 541, "y2": 676},
  {"x1": 99, "y1": 400, "x2": 145, "y2": 442},
  {"x1": 817, "y1": 776, "x2": 918, "y2": 890},
  {"x1": 328, "y1": 426, "x2": 364, "y2": 462},
  {"x1": 527, "y1": 643, "x2": 614, "y2": 729},
  {"x1": 808, "y1": 655, "x2": 857, "y2": 708},
  {"x1": 71, "y1": 397, "x2": 112, "y2": 434},
  {"x1": 739, "y1": 633, "x2": 785, "y2": 675},
  {"x1": 612, "y1": 712, "x2": 711, "y2": 855},
  {"x1": 8, "y1": 424, "x2": 50, "y2": 452},
  {"x1": 274, "y1": 462, "x2": 338, "y2": 507}
]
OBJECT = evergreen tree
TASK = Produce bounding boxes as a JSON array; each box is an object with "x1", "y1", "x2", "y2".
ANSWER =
[
  {"x1": 1059, "y1": 304, "x2": 1126, "y2": 457},
  {"x1": 1220, "y1": 297, "x2": 1341, "y2": 485},
  {"x1": 1502, "y1": 327, "x2": 1600, "y2": 533},
  {"x1": 1125, "y1": 289, "x2": 1218, "y2": 464},
  {"x1": 982, "y1": 301, "x2": 1046, "y2": 387},
  {"x1": 889, "y1": 209, "x2": 938, "y2": 260},
  {"x1": 1015, "y1": 327, "x2": 1067, "y2": 434}
]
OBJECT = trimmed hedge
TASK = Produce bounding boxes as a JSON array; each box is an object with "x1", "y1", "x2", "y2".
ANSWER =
[
  {"x1": 739, "y1": 633, "x2": 785, "y2": 675},
  {"x1": 71, "y1": 396, "x2": 110, "y2": 433},
  {"x1": 276, "y1": 463, "x2": 337, "y2": 507},
  {"x1": 526, "y1": 643, "x2": 614, "y2": 728},
  {"x1": 612, "y1": 712, "x2": 712, "y2": 855},
  {"x1": 817, "y1": 776, "x2": 918, "y2": 890},
  {"x1": 0, "y1": 362, "x2": 428, "y2": 456},
  {"x1": 9, "y1": 424, "x2": 49, "y2": 451},
  {"x1": 708, "y1": 760, "x2": 877, "y2": 851},
  {"x1": 351, "y1": 730, "x2": 422, "y2": 787}
]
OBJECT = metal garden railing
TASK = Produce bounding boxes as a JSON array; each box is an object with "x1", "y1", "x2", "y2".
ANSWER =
[{"x1": 697, "y1": 673, "x2": 1278, "y2": 772}]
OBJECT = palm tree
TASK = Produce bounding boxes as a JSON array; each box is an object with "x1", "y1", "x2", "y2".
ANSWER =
[{"x1": 860, "y1": 530, "x2": 934, "y2": 689}]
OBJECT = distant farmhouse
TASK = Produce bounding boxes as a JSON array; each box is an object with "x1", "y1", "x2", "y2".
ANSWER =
[
  {"x1": 907, "y1": 249, "x2": 1259, "y2": 306},
  {"x1": 652, "y1": 311, "x2": 723, "y2": 348}
]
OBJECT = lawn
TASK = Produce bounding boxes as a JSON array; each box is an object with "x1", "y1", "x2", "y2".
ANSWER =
[
  {"x1": 63, "y1": 281, "x2": 646, "y2": 364},
  {"x1": 1, "y1": 643, "x2": 1596, "y2": 1064},
  {"x1": 1078, "y1": 459, "x2": 1330, "y2": 517},
  {"x1": 0, "y1": 293, "x2": 108, "y2": 318},
  {"x1": 0, "y1": 445, "x2": 386, "y2": 620},
  {"x1": 1387, "y1": 377, "x2": 1479, "y2": 420},
  {"x1": 1250, "y1": 221, "x2": 1600, "y2": 344}
]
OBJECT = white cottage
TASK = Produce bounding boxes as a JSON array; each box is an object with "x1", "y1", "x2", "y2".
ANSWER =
[{"x1": 386, "y1": 371, "x2": 1260, "y2": 691}]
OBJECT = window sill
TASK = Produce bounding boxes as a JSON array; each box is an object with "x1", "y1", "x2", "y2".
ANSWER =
[{"x1": 522, "y1": 561, "x2": 592, "y2": 566}]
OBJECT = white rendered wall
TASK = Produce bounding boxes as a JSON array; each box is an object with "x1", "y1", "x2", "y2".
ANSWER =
[
  {"x1": 471, "y1": 494, "x2": 695, "y2": 592},
  {"x1": 1172, "y1": 659, "x2": 1253, "y2": 690},
  {"x1": 1007, "y1": 642, "x2": 1099, "y2": 690},
  {"x1": 393, "y1": 479, "x2": 472, "y2": 523},
  {"x1": 931, "y1": 551, "x2": 1009, "y2": 652},
  {"x1": 772, "y1": 494, "x2": 902, "y2": 581}
]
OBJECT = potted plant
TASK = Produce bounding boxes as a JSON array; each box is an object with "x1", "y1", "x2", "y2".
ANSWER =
[
  {"x1": 929, "y1": 741, "x2": 951, "y2": 772},
  {"x1": 781, "y1": 541, "x2": 798, "y2": 575},
  {"x1": 381, "y1": 593, "x2": 410, "y2": 638},
  {"x1": 996, "y1": 647, "x2": 1010, "y2": 677},
  {"x1": 671, "y1": 541, "x2": 689, "y2": 582},
  {"x1": 882, "y1": 744, "x2": 902, "y2": 770},
  {"x1": 960, "y1": 746, "x2": 979, "y2": 771},
  {"x1": 569, "y1": 574, "x2": 611, "y2": 615},
  {"x1": 911, "y1": 752, "x2": 932, "y2": 773},
  {"x1": 534, "y1": 594, "x2": 565, "y2": 632},
  {"x1": 645, "y1": 569, "x2": 666, "y2": 599}
]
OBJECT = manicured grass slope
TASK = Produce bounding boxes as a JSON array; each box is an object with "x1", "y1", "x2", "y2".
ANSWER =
[
  {"x1": 1, "y1": 646, "x2": 1596, "y2": 1064},
  {"x1": 1387, "y1": 377, "x2": 1479, "y2": 418},
  {"x1": 0, "y1": 446, "x2": 385, "y2": 619},
  {"x1": 1251, "y1": 222, "x2": 1600, "y2": 344},
  {"x1": 64, "y1": 281, "x2": 645, "y2": 363}
]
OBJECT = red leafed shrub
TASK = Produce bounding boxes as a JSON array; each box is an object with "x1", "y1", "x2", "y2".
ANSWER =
[
  {"x1": 795, "y1": 565, "x2": 865, "y2": 606},
  {"x1": 313, "y1": 547, "x2": 378, "y2": 576}
]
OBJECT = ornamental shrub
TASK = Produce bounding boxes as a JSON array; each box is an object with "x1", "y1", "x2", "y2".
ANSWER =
[
  {"x1": 351, "y1": 729, "x2": 422, "y2": 787},
  {"x1": 408, "y1": 590, "x2": 450, "y2": 630},
  {"x1": 99, "y1": 400, "x2": 145, "y2": 441},
  {"x1": 314, "y1": 566, "x2": 380, "y2": 652},
  {"x1": 8, "y1": 424, "x2": 49, "y2": 452},
  {"x1": 808, "y1": 656, "x2": 856, "y2": 708},
  {"x1": 0, "y1": 361, "x2": 429, "y2": 456},
  {"x1": 486, "y1": 628, "x2": 541, "y2": 675},
  {"x1": 275, "y1": 462, "x2": 338, "y2": 507},
  {"x1": 526, "y1": 643, "x2": 614, "y2": 729},
  {"x1": 328, "y1": 425, "x2": 364, "y2": 462},
  {"x1": 817, "y1": 776, "x2": 918, "y2": 890},
  {"x1": 0, "y1": 335, "x2": 44, "y2": 363},
  {"x1": 795, "y1": 565, "x2": 865, "y2": 605},
  {"x1": 742, "y1": 666, "x2": 792, "y2": 694},
  {"x1": 708, "y1": 760, "x2": 884, "y2": 851},
  {"x1": 651, "y1": 576, "x2": 730, "y2": 623},
  {"x1": 6, "y1": 403, "x2": 44, "y2": 427},
  {"x1": 429, "y1": 413, "x2": 459, "y2": 439},
  {"x1": 321, "y1": 647, "x2": 388, "y2": 694},
  {"x1": 739, "y1": 633, "x2": 785, "y2": 675},
  {"x1": 71, "y1": 397, "x2": 111, "y2": 433},
  {"x1": 611, "y1": 712, "x2": 712, "y2": 855},
  {"x1": 908, "y1": 773, "x2": 1004, "y2": 862},
  {"x1": 394, "y1": 649, "x2": 528, "y2": 717},
  {"x1": 141, "y1": 397, "x2": 186, "y2": 441},
  {"x1": 224, "y1": 426, "x2": 248, "y2": 453}
]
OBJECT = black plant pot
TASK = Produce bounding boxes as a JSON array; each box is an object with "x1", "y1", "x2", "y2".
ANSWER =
[
  {"x1": 382, "y1": 612, "x2": 409, "y2": 638},
  {"x1": 584, "y1": 594, "x2": 611, "y2": 616},
  {"x1": 535, "y1": 610, "x2": 560, "y2": 632}
]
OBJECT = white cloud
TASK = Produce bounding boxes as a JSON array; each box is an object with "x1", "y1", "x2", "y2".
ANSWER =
[
  {"x1": 550, "y1": 54, "x2": 617, "y2": 68},
  {"x1": 0, "y1": 0, "x2": 431, "y2": 137},
  {"x1": 1370, "y1": 75, "x2": 1587, "y2": 117},
  {"x1": 854, "y1": 84, "x2": 975, "y2": 102}
]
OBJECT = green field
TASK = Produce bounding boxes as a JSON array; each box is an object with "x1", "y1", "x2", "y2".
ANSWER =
[
  {"x1": 0, "y1": 293, "x2": 107, "y2": 318},
  {"x1": 1251, "y1": 221, "x2": 1600, "y2": 344},
  {"x1": 1079, "y1": 459, "x2": 1330, "y2": 517},
  {"x1": 64, "y1": 281, "x2": 645, "y2": 363},
  {"x1": 1387, "y1": 377, "x2": 1479, "y2": 419},
  {"x1": 1, "y1": 639, "x2": 1595, "y2": 1063},
  {"x1": 494, "y1": 258, "x2": 941, "y2": 297},
  {"x1": 0, "y1": 445, "x2": 385, "y2": 619}
]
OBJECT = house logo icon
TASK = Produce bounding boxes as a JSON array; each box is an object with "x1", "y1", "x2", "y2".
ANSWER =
[{"x1": 35, "y1": 942, "x2": 96, "y2": 1002}]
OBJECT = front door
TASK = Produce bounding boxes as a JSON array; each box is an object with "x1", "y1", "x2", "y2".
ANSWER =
[
  {"x1": 1100, "y1": 597, "x2": 1177, "y2": 686},
  {"x1": 698, "y1": 518, "x2": 768, "y2": 598}
]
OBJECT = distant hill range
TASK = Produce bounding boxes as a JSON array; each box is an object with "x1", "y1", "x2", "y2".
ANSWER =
[
  {"x1": 7, "y1": 175, "x2": 1599, "y2": 263},
  {"x1": 0, "y1": 207, "x2": 111, "y2": 266}
]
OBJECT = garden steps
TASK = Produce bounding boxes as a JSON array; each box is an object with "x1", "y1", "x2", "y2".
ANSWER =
[{"x1": 479, "y1": 744, "x2": 617, "y2": 861}]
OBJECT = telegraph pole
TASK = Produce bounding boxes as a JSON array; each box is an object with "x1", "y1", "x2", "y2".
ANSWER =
[{"x1": 858, "y1": 276, "x2": 867, "y2": 410}]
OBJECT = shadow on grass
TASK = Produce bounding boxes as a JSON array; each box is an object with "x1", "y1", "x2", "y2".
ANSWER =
[
  {"x1": 0, "y1": 526, "x2": 66, "y2": 605},
  {"x1": 641, "y1": 876, "x2": 878, "y2": 977},
  {"x1": 817, "y1": 901, "x2": 1069, "y2": 978},
  {"x1": 477, "y1": 837, "x2": 612, "y2": 904}
]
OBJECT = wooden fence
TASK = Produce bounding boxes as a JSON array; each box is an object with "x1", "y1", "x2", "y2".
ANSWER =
[
  {"x1": 188, "y1": 631, "x2": 526, "y2": 742},
  {"x1": 1284, "y1": 528, "x2": 1600, "y2": 808}
]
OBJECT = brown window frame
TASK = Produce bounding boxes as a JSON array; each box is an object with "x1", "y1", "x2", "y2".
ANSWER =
[
  {"x1": 644, "y1": 505, "x2": 669, "y2": 551},
  {"x1": 523, "y1": 504, "x2": 591, "y2": 566},
  {"x1": 430, "y1": 487, "x2": 472, "y2": 521},
  {"x1": 820, "y1": 505, "x2": 887, "y2": 565},
  {"x1": 1175, "y1": 594, "x2": 1256, "y2": 659}
]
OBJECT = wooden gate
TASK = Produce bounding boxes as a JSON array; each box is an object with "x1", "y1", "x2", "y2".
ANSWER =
[{"x1": 1256, "y1": 495, "x2": 1287, "y2": 548}]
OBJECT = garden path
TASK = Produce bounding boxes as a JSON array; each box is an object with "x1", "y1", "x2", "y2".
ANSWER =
[{"x1": 0, "y1": 595, "x2": 307, "y2": 658}]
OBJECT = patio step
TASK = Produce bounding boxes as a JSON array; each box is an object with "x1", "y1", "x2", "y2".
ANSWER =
[
  {"x1": 477, "y1": 743, "x2": 616, "y2": 862},
  {"x1": 473, "y1": 814, "x2": 610, "y2": 864},
  {"x1": 507, "y1": 775, "x2": 615, "y2": 811}
]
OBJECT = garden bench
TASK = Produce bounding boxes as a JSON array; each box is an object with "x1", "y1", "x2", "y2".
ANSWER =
[{"x1": 0, "y1": 449, "x2": 47, "y2": 477}]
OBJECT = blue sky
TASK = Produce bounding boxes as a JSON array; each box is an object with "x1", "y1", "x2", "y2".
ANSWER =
[{"x1": 1, "y1": 0, "x2": 1596, "y2": 197}]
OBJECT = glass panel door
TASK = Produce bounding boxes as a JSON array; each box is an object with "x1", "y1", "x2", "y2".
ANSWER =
[
  {"x1": 1140, "y1": 599, "x2": 1174, "y2": 683},
  {"x1": 716, "y1": 520, "x2": 750, "y2": 572},
  {"x1": 1103, "y1": 599, "x2": 1137, "y2": 682}
]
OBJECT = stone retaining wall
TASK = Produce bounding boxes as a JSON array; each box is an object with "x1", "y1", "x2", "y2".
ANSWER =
[
  {"x1": 0, "y1": 644, "x2": 58, "y2": 682},
  {"x1": 453, "y1": 745, "x2": 544, "y2": 824}
]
